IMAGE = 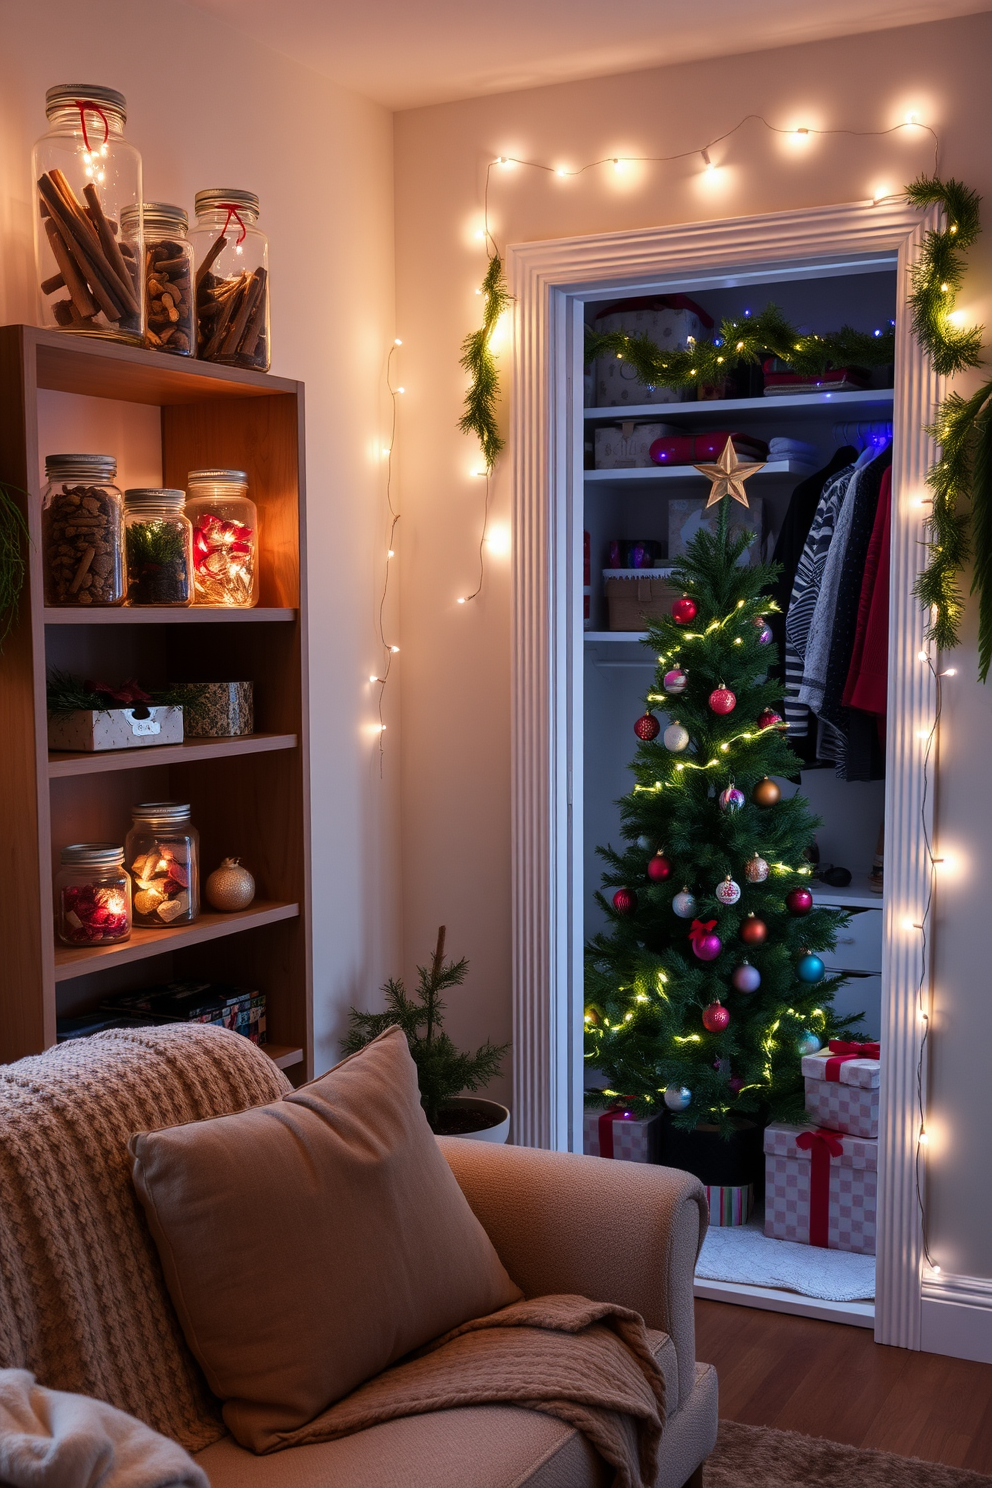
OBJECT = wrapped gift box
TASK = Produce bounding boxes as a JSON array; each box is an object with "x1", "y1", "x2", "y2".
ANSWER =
[
  {"x1": 48, "y1": 705, "x2": 183, "y2": 753},
  {"x1": 803, "y1": 1040, "x2": 880, "y2": 1139},
  {"x1": 764, "y1": 1122, "x2": 877, "y2": 1255},
  {"x1": 594, "y1": 421, "x2": 677, "y2": 469},
  {"x1": 583, "y1": 1106, "x2": 663, "y2": 1162},
  {"x1": 703, "y1": 1184, "x2": 754, "y2": 1227}
]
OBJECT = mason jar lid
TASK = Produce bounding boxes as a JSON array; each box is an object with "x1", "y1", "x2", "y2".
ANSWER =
[
  {"x1": 121, "y1": 202, "x2": 188, "y2": 235},
  {"x1": 194, "y1": 188, "x2": 260, "y2": 220},
  {"x1": 187, "y1": 468, "x2": 248, "y2": 487},
  {"x1": 46, "y1": 453, "x2": 118, "y2": 481},
  {"x1": 125, "y1": 488, "x2": 185, "y2": 512},
  {"x1": 60, "y1": 842, "x2": 125, "y2": 867},
  {"x1": 131, "y1": 801, "x2": 191, "y2": 822},
  {"x1": 46, "y1": 85, "x2": 127, "y2": 123}
]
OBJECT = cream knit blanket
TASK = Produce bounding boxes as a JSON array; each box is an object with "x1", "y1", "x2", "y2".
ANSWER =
[{"x1": 0, "y1": 1026, "x2": 288, "y2": 1452}]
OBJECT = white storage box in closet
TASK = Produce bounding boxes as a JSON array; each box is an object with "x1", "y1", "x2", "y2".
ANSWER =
[{"x1": 593, "y1": 302, "x2": 707, "y2": 406}]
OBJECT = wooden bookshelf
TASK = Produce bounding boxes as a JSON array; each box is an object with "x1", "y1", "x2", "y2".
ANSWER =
[{"x1": 0, "y1": 326, "x2": 312, "y2": 1079}]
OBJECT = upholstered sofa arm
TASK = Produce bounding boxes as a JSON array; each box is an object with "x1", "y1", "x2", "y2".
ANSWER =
[{"x1": 437, "y1": 1140, "x2": 707, "y2": 1409}]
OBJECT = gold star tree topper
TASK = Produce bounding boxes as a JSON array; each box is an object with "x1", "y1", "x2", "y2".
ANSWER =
[{"x1": 694, "y1": 437, "x2": 765, "y2": 508}]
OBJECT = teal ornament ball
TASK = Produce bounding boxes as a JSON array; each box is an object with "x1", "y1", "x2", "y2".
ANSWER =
[
  {"x1": 797, "y1": 1031, "x2": 822, "y2": 1056},
  {"x1": 797, "y1": 953, "x2": 825, "y2": 983}
]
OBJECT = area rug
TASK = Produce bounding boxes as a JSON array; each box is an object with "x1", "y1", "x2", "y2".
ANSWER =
[
  {"x1": 696, "y1": 1223, "x2": 875, "y2": 1301},
  {"x1": 705, "y1": 1420, "x2": 992, "y2": 1486}
]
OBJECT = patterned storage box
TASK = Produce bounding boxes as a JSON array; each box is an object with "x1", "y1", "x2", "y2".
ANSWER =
[
  {"x1": 802, "y1": 1041, "x2": 880, "y2": 1139},
  {"x1": 764, "y1": 1122, "x2": 877, "y2": 1255},
  {"x1": 48, "y1": 705, "x2": 183, "y2": 752},
  {"x1": 593, "y1": 298, "x2": 710, "y2": 406},
  {"x1": 170, "y1": 680, "x2": 254, "y2": 737},
  {"x1": 603, "y1": 570, "x2": 682, "y2": 631},
  {"x1": 594, "y1": 421, "x2": 677, "y2": 469},
  {"x1": 583, "y1": 1106, "x2": 663, "y2": 1162}
]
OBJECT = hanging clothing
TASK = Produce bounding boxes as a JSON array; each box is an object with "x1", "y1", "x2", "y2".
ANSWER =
[
  {"x1": 843, "y1": 465, "x2": 892, "y2": 717},
  {"x1": 782, "y1": 461, "x2": 856, "y2": 738}
]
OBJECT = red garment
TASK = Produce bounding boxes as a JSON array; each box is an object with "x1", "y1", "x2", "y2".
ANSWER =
[{"x1": 842, "y1": 467, "x2": 891, "y2": 716}]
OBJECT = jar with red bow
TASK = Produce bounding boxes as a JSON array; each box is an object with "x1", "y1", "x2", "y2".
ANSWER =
[
  {"x1": 190, "y1": 188, "x2": 270, "y2": 370},
  {"x1": 32, "y1": 84, "x2": 144, "y2": 344}
]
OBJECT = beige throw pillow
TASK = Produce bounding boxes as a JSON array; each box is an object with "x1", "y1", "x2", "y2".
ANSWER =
[{"x1": 130, "y1": 1026, "x2": 521, "y2": 1452}]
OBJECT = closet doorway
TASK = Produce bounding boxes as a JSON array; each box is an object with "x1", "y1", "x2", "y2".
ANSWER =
[{"x1": 508, "y1": 199, "x2": 939, "y2": 1351}]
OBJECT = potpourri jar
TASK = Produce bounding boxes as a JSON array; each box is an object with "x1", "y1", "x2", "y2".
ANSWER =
[
  {"x1": 126, "y1": 802, "x2": 200, "y2": 928},
  {"x1": 56, "y1": 843, "x2": 131, "y2": 946},
  {"x1": 186, "y1": 468, "x2": 258, "y2": 607}
]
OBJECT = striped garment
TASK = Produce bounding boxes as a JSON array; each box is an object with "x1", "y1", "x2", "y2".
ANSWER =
[{"x1": 783, "y1": 464, "x2": 855, "y2": 737}]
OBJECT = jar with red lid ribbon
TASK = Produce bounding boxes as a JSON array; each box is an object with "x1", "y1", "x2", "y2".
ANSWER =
[
  {"x1": 186, "y1": 469, "x2": 259, "y2": 607},
  {"x1": 32, "y1": 84, "x2": 144, "y2": 344},
  {"x1": 190, "y1": 188, "x2": 270, "y2": 370}
]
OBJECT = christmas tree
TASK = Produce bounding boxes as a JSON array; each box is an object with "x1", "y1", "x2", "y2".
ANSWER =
[{"x1": 586, "y1": 463, "x2": 857, "y2": 1135}]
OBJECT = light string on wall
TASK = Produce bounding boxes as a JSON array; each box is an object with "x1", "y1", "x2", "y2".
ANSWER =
[
  {"x1": 455, "y1": 110, "x2": 985, "y2": 1277},
  {"x1": 369, "y1": 338, "x2": 403, "y2": 768}
]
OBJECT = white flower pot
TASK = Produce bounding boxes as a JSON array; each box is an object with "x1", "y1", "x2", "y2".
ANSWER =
[{"x1": 442, "y1": 1097, "x2": 511, "y2": 1144}]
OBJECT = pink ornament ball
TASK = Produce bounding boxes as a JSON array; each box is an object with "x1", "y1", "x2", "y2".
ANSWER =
[
  {"x1": 612, "y1": 887, "x2": 637, "y2": 915},
  {"x1": 729, "y1": 1075, "x2": 744, "y2": 1093},
  {"x1": 719, "y1": 785, "x2": 746, "y2": 813},
  {"x1": 754, "y1": 616, "x2": 773, "y2": 644},
  {"x1": 693, "y1": 932, "x2": 722, "y2": 962},
  {"x1": 634, "y1": 712, "x2": 661, "y2": 741},
  {"x1": 663, "y1": 668, "x2": 688, "y2": 694},
  {"x1": 708, "y1": 686, "x2": 737, "y2": 715},
  {"x1": 786, "y1": 887, "x2": 814, "y2": 915},
  {"x1": 702, "y1": 1001, "x2": 731, "y2": 1032},
  {"x1": 757, "y1": 709, "x2": 784, "y2": 730},
  {"x1": 647, "y1": 852, "x2": 672, "y2": 882},
  {"x1": 672, "y1": 596, "x2": 698, "y2": 625}
]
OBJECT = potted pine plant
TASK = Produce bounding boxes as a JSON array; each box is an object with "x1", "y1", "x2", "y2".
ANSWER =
[{"x1": 344, "y1": 927, "x2": 511, "y2": 1140}]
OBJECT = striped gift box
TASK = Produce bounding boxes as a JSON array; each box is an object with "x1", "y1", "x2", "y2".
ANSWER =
[{"x1": 703, "y1": 1184, "x2": 754, "y2": 1227}]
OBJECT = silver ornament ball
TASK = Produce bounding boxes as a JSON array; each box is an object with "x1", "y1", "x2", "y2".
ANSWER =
[
  {"x1": 672, "y1": 889, "x2": 697, "y2": 919},
  {"x1": 663, "y1": 1085, "x2": 692, "y2": 1112}
]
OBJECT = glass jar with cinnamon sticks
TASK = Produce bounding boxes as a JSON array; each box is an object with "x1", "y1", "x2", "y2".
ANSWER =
[
  {"x1": 32, "y1": 84, "x2": 144, "y2": 344},
  {"x1": 190, "y1": 188, "x2": 270, "y2": 371}
]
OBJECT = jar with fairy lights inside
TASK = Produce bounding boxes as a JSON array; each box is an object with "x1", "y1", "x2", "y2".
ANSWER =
[
  {"x1": 186, "y1": 468, "x2": 259, "y2": 607},
  {"x1": 32, "y1": 84, "x2": 144, "y2": 343},
  {"x1": 126, "y1": 803, "x2": 199, "y2": 928}
]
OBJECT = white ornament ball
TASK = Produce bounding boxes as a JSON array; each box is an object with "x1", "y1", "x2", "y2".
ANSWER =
[
  {"x1": 746, "y1": 855, "x2": 770, "y2": 884},
  {"x1": 664, "y1": 722, "x2": 690, "y2": 753},
  {"x1": 204, "y1": 857, "x2": 256, "y2": 912},
  {"x1": 715, "y1": 876, "x2": 741, "y2": 906},
  {"x1": 672, "y1": 889, "x2": 697, "y2": 919},
  {"x1": 664, "y1": 1085, "x2": 692, "y2": 1112}
]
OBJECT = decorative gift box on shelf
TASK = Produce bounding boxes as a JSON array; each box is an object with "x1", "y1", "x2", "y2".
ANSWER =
[
  {"x1": 604, "y1": 569, "x2": 681, "y2": 631},
  {"x1": 648, "y1": 432, "x2": 768, "y2": 468},
  {"x1": 48, "y1": 706, "x2": 183, "y2": 753},
  {"x1": 764, "y1": 1121, "x2": 877, "y2": 1256},
  {"x1": 803, "y1": 1039, "x2": 880, "y2": 1139},
  {"x1": 593, "y1": 295, "x2": 713, "y2": 406},
  {"x1": 583, "y1": 1105, "x2": 663, "y2": 1162},
  {"x1": 169, "y1": 681, "x2": 253, "y2": 738},
  {"x1": 669, "y1": 499, "x2": 764, "y2": 568},
  {"x1": 103, "y1": 979, "x2": 267, "y2": 1044},
  {"x1": 594, "y1": 421, "x2": 677, "y2": 469}
]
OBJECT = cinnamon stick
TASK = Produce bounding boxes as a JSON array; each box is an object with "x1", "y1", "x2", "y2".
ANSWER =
[
  {"x1": 44, "y1": 218, "x2": 98, "y2": 318},
  {"x1": 195, "y1": 232, "x2": 228, "y2": 290},
  {"x1": 40, "y1": 271, "x2": 65, "y2": 295},
  {"x1": 38, "y1": 173, "x2": 125, "y2": 321},
  {"x1": 238, "y1": 268, "x2": 268, "y2": 358},
  {"x1": 50, "y1": 170, "x2": 137, "y2": 314},
  {"x1": 221, "y1": 269, "x2": 262, "y2": 355},
  {"x1": 202, "y1": 274, "x2": 247, "y2": 358},
  {"x1": 82, "y1": 183, "x2": 139, "y2": 310}
]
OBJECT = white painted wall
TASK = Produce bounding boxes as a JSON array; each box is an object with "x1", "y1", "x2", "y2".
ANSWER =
[
  {"x1": 0, "y1": 0, "x2": 399, "y2": 1073},
  {"x1": 393, "y1": 12, "x2": 992, "y2": 1280}
]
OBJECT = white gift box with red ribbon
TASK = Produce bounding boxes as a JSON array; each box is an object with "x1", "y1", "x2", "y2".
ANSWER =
[
  {"x1": 583, "y1": 1106, "x2": 663, "y2": 1163},
  {"x1": 802, "y1": 1040, "x2": 880, "y2": 1139},
  {"x1": 764, "y1": 1121, "x2": 877, "y2": 1256}
]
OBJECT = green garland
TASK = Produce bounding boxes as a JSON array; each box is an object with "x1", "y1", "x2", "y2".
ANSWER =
[
  {"x1": 46, "y1": 670, "x2": 204, "y2": 716},
  {"x1": 0, "y1": 482, "x2": 29, "y2": 655},
  {"x1": 460, "y1": 173, "x2": 991, "y2": 674}
]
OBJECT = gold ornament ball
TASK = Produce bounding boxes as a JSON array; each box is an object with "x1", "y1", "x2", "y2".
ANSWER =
[
  {"x1": 205, "y1": 857, "x2": 256, "y2": 912},
  {"x1": 752, "y1": 777, "x2": 782, "y2": 808}
]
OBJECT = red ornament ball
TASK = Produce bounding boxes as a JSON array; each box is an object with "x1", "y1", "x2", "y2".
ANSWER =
[
  {"x1": 634, "y1": 712, "x2": 661, "y2": 741},
  {"x1": 740, "y1": 913, "x2": 768, "y2": 946},
  {"x1": 612, "y1": 887, "x2": 637, "y2": 915},
  {"x1": 702, "y1": 1001, "x2": 731, "y2": 1032},
  {"x1": 757, "y1": 709, "x2": 784, "y2": 730},
  {"x1": 709, "y1": 686, "x2": 737, "y2": 715},
  {"x1": 672, "y1": 596, "x2": 698, "y2": 625},
  {"x1": 786, "y1": 887, "x2": 814, "y2": 915},
  {"x1": 647, "y1": 852, "x2": 672, "y2": 882}
]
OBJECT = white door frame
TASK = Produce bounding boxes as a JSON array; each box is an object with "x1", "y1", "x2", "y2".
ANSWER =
[{"x1": 508, "y1": 198, "x2": 940, "y2": 1351}]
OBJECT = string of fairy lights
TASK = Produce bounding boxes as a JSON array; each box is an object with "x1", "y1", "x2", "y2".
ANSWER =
[{"x1": 378, "y1": 106, "x2": 977, "y2": 1275}]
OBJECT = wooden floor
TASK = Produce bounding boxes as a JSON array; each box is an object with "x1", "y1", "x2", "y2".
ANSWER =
[{"x1": 695, "y1": 1299, "x2": 992, "y2": 1475}]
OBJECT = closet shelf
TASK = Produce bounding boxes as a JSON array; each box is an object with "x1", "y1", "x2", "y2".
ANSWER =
[
  {"x1": 48, "y1": 733, "x2": 298, "y2": 778},
  {"x1": 53, "y1": 901, "x2": 300, "y2": 982},
  {"x1": 43, "y1": 607, "x2": 297, "y2": 625},
  {"x1": 583, "y1": 389, "x2": 895, "y2": 422},
  {"x1": 263, "y1": 1044, "x2": 305, "y2": 1070},
  {"x1": 812, "y1": 877, "x2": 884, "y2": 910},
  {"x1": 585, "y1": 459, "x2": 816, "y2": 485}
]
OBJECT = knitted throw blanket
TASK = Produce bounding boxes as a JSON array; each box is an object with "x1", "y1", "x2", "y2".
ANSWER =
[
  {"x1": 0, "y1": 1026, "x2": 289, "y2": 1452},
  {"x1": 268, "y1": 1295, "x2": 667, "y2": 1488}
]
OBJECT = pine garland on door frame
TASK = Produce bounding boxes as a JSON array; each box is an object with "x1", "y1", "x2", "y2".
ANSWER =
[{"x1": 459, "y1": 174, "x2": 992, "y2": 674}]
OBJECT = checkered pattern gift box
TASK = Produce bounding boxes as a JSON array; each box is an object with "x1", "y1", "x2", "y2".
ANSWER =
[
  {"x1": 764, "y1": 1122, "x2": 877, "y2": 1256},
  {"x1": 802, "y1": 1039, "x2": 880, "y2": 1139},
  {"x1": 583, "y1": 1104, "x2": 663, "y2": 1162}
]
